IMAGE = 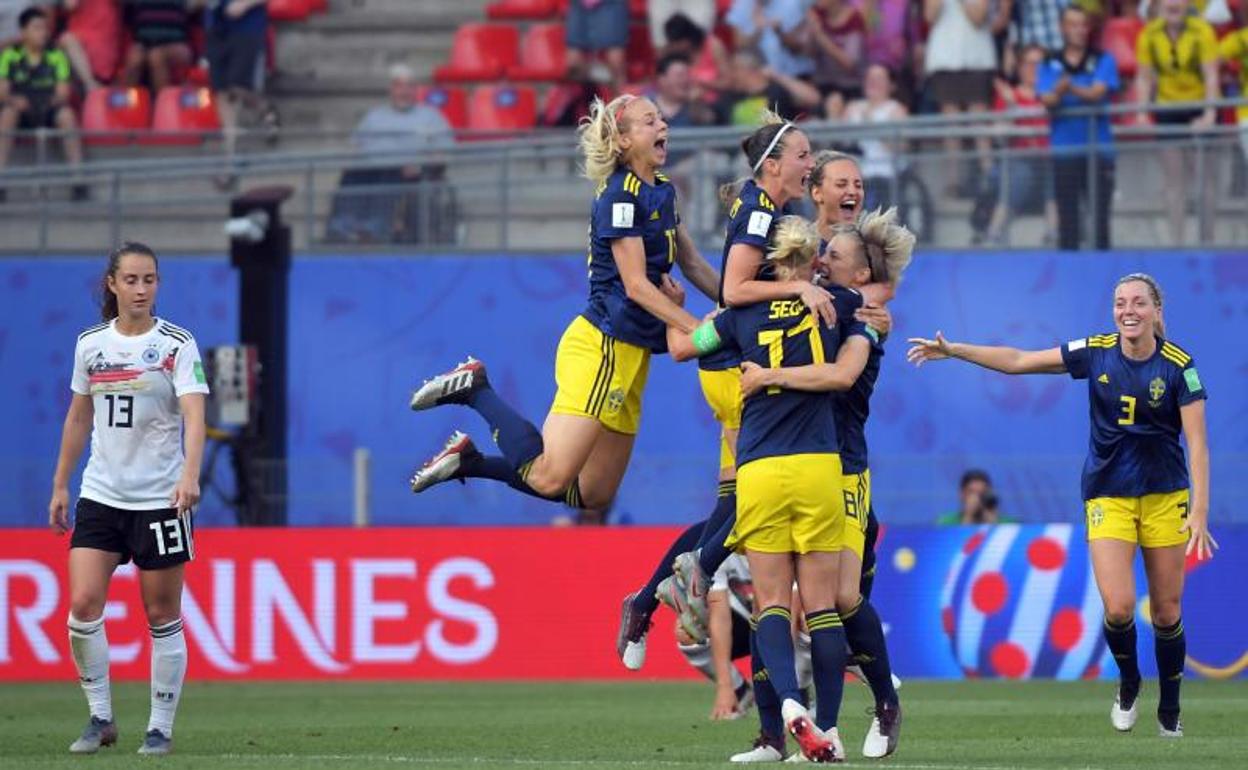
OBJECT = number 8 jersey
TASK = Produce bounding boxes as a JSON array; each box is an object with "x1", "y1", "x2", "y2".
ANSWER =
[{"x1": 71, "y1": 319, "x2": 210, "y2": 509}]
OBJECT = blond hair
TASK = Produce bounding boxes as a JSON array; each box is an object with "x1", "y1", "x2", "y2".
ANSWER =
[
  {"x1": 578, "y1": 94, "x2": 640, "y2": 185},
  {"x1": 765, "y1": 216, "x2": 821, "y2": 281},
  {"x1": 719, "y1": 109, "x2": 792, "y2": 206},
  {"x1": 1115, "y1": 272, "x2": 1166, "y2": 337},
  {"x1": 806, "y1": 150, "x2": 861, "y2": 197},
  {"x1": 834, "y1": 207, "x2": 915, "y2": 286}
]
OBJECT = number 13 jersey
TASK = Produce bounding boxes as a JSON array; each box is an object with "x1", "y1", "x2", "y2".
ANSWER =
[{"x1": 71, "y1": 318, "x2": 210, "y2": 509}]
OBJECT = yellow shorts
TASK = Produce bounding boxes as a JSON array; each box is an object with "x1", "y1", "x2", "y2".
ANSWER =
[
  {"x1": 1085, "y1": 489, "x2": 1190, "y2": 548},
  {"x1": 840, "y1": 470, "x2": 871, "y2": 560},
  {"x1": 729, "y1": 453, "x2": 845, "y2": 554},
  {"x1": 698, "y1": 368, "x2": 743, "y2": 472},
  {"x1": 550, "y1": 315, "x2": 650, "y2": 435}
]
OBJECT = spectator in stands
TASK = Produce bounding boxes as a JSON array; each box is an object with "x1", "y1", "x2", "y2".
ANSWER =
[
  {"x1": 937, "y1": 469, "x2": 1013, "y2": 525},
  {"x1": 59, "y1": 0, "x2": 122, "y2": 91},
  {"x1": 713, "y1": 45, "x2": 821, "y2": 125},
  {"x1": 327, "y1": 64, "x2": 455, "y2": 245},
  {"x1": 647, "y1": 0, "x2": 716, "y2": 49},
  {"x1": 0, "y1": 7, "x2": 86, "y2": 201},
  {"x1": 924, "y1": 0, "x2": 998, "y2": 197},
  {"x1": 1136, "y1": 0, "x2": 1221, "y2": 245},
  {"x1": 661, "y1": 11, "x2": 730, "y2": 92},
  {"x1": 805, "y1": 0, "x2": 867, "y2": 119},
  {"x1": 204, "y1": 0, "x2": 277, "y2": 187},
  {"x1": 862, "y1": 0, "x2": 922, "y2": 101},
  {"x1": 1037, "y1": 5, "x2": 1117, "y2": 250},
  {"x1": 1016, "y1": 0, "x2": 1068, "y2": 53},
  {"x1": 725, "y1": 0, "x2": 814, "y2": 79},
  {"x1": 843, "y1": 64, "x2": 909, "y2": 209},
  {"x1": 972, "y1": 45, "x2": 1056, "y2": 245},
  {"x1": 122, "y1": 0, "x2": 194, "y2": 92},
  {"x1": 649, "y1": 53, "x2": 715, "y2": 129},
  {"x1": 565, "y1": 0, "x2": 628, "y2": 90},
  {"x1": 1220, "y1": 4, "x2": 1248, "y2": 173}
]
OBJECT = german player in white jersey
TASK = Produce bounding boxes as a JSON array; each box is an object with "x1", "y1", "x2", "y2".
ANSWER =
[{"x1": 48, "y1": 242, "x2": 209, "y2": 756}]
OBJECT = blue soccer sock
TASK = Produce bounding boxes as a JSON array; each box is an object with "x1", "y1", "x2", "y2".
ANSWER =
[
  {"x1": 1154, "y1": 619, "x2": 1185, "y2": 716},
  {"x1": 457, "y1": 453, "x2": 558, "y2": 502},
  {"x1": 755, "y1": 606, "x2": 801, "y2": 704},
  {"x1": 859, "y1": 511, "x2": 879, "y2": 602},
  {"x1": 806, "y1": 609, "x2": 847, "y2": 731},
  {"x1": 466, "y1": 386, "x2": 544, "y2": 471},
  {"x1": 749, "y1": 623, "x2": 785, "y2": 741},
  {"x1": 1104, "y1": 617, "x2": 1141, "y2": 696},
  {"x1": 631, "y1": 520, "x2": 705, "y2": 619},
  {"x1": 696, "y1": 483, "x2": 736, "y2": 579},
  {"x1": 842, "y1": 597, "x2": 898, "y2": 706}
]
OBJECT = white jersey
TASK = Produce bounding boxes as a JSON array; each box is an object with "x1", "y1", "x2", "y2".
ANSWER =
[
  {"x1": 710, "y1": 553, "x2": 753, "y2": 620},
  {"x1": 71, "y1": 318, "x2": 210, "y2": 510}
]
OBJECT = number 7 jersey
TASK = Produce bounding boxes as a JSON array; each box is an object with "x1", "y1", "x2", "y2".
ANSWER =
[
  {"x1": 71, "y1": 319, "x2": 210, "y2": 509},
  {"x1": 1060, "y1": 333, "x2": 1207, "y2": 502}
]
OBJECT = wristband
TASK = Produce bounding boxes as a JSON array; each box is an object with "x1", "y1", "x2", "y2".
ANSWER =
[{"x1": 691, "y1": 321, "x2": 722, "y2": 355}]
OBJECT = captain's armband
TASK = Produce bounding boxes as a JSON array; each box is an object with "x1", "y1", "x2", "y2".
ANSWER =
[{"x1": 691, "y1": 322, "x2": 722, "y2": 355}]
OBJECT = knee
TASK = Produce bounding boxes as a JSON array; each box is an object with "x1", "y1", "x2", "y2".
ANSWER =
[
  {"x1": 143, "y1": 597, "x2": 182, "y2": 627},
  {"x1": 1103, "y1": 604, "x2": 1135, "y2": 627},
  {"x1": 1151, "y1": 601, "x2": 1182, "y2": 628},
  {"x1": 835, "y1": 587, "x2": 861, "y2": 615},
  {"x1": 522, "y1": 464, "x2": 570, "y2": 498},
  {"x1": 69, "y1": 592, "x2": 106, "y2": 623},
  {"x1": 578, "y1": 485, "x2": 616, "y2": 512}
]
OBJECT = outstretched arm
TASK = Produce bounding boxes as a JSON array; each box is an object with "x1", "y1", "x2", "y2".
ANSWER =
[{"x1": 906, "y1": 331, "x2": 1066, "y2": 374}]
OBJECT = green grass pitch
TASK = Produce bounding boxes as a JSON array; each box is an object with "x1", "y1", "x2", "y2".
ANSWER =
[{"x1": 1, "y1": 679, "x2": 1246, "y2": 768}]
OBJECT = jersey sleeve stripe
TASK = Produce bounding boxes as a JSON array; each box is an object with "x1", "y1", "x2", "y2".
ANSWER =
[
  {"x1": 158, "y1": 325, "x2": 190, "y2": 343},
  {"x1": 162, "y1": 321, "x2": 192, "y2": 336},
  {"x1": 1160, "y1": 350, "x2": 1189, "y2": 368},
  {"x1": 1161, "y1": 342, "x2": 1191, "y2": 365},
  {"x1": 78, "y1": 323, "x2": 109, "y2": 341}
]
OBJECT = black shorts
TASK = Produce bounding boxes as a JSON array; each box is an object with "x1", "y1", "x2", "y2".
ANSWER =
[
  {"x1": 70, "y1": 498, "x2": 195, "y2": 570},
  {"x1": 1154, "y1": 107, "x2": 1204, "y2": 141},
  {"x1": 17, "y1": 104, "x2": 61, "y2": 130},
  {"x1": 206, "y1": 31, "x2": 265, "y2": 92}
]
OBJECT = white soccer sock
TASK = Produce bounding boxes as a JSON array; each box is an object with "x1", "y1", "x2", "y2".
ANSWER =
[
  {"x1": 68, "y1": 614, "x2": 113, "y2": 722},
  {"x1": 148, "y1": 618, "x2": 187, "y2": 737},
  {"x1": 678, "y1": 642, "x2": 746, "y2": 689}
]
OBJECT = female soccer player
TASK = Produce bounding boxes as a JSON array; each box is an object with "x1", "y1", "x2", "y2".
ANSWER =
[
  {"x1": 670, "y1": 216, "x2": 882, "y2": 762},
  {"x1": 737, "y1": 207, "x2": 915, "y2": 760},
  {"x1": 907, "y1": 273, "x2": 1214, "y2": 738},
  {"x1": 48, "y1": 242, "x2": 208, "y2": 755},
  {"x1": 407, "y1": 94, "x2": 719, "y2": 518},
  {"x1": 810, "y1": 149, "x2": 867, "y2": 235}
]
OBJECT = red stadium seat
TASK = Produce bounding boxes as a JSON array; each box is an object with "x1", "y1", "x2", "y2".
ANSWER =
[
  {"x1": 81, "y1": 87, "x2": 152, "y2": 146},
  {"x1": 268, "y1": 0, "x2": 311, "y2": 22},
  {"x1": 143, "y1": 86, "x2": 221, "y2": 145},
  {"x1": 467, "y1": 85, "x2": 537, "y2": 136},
  {"x1": 433, "y1": 23, "x2": 520, "y2": 83},
  {"x1": 625, "y1": 24, "x2": 655, "y2": 83},
  {"x1": 507, "y1": 23, "x2": 567, "y2": 81},
  {"x1": 486, "y1": 0, "x2": 558, "y2": 20},
  {"x1": 415, "y1": 85, "x2": 469, "y2": 130},
  {"x1": 308, "y1": 0, "x2": 327, "y2": 11},
  {"x1": 1102, "y1": 17, "x2": 1143, "y2": 79}
]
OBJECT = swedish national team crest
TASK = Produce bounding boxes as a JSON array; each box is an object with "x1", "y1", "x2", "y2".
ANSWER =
[
  {"x1": 605, "y1": 388, "x2": 625, "y2": 414},
  {"x1": 1149, "y1": 377, "x2": 1166, "y2": 407},
  {"x1": 1088, "y1": 503, "x2": 1104, "y2": 528}
]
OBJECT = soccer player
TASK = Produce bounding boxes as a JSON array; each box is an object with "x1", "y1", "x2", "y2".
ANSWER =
[
  {"x1": 669, "y1": 216, "x2": 880, "y2": 762},
  {"x1": 809, "y1": 149, "x2": 866, "y2": 235},
  {"x1": 615, "y1": 114, "x2": 830, "y2": 668},
  {"x1": 406, "y1": 95, "x2": 719, "y2": 519},
  {"x1": 907, "y1": 273, "x2": 1214, "y2": 738},
  {"x1": 676, "y1": 553, "x2": 758, "y2": 721},
  {"x1": 48, "y1": 242, "x2": 209, "y2": 755}
]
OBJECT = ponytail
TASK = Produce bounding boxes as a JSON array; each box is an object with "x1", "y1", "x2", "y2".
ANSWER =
[
  {"x1": 719, "y1": 109, "x2": 792, "y2": 206},
  {"x1": 578, "y1": 94, "x2": 639, "y2": 185}
]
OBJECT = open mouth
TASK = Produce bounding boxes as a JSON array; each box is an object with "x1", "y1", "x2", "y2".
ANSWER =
[
  {"x1": 655, "y1": 137, "x2": 668, "y2": 152},
  {"x1": 839, "y1": 198, "x2": 858, "y2": 212},
  {"x1": 1121, "y1": 318, "x2": 1140, "y2": 329}
]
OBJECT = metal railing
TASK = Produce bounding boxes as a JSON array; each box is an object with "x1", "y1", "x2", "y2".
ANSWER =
[{"x1": 1, "y1": 98, "x2": 1246, "y2": 254}]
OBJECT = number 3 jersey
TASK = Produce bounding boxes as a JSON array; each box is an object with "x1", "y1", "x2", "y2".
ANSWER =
[
  {"x1": 1060, "y1": 333, "x2": 1207, "y2": 501},
  {"x1": 71, "y1": 318, "x2": 210, "y2": 509}
]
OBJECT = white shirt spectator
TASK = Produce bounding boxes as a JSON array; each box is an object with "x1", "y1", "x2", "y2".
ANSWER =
[
  {"x1": 924, "y1": 0, "x2": 997, "y2": 74},
  {"x1": 352, "y1": 103, "x2": 453, "y2": 161}
]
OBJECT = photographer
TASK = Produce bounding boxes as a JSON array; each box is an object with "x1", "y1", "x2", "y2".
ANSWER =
[{"x1": 938, "y1": 469, "x2": 1013, "y2": 525}]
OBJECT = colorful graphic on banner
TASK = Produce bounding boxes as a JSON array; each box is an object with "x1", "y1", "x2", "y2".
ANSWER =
[{"x1": 2, "y1": 526, "x2": 1243, "y2": 681}]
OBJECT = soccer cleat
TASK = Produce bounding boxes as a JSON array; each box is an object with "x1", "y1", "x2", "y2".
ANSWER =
[
  {"x1": 1158, "y1": 710, "x2": 1183, "y2": 738},
  {"x1": 656, "y1": 575, "x2": 707, "y2": 643},
  {"x1": 730, "y1": 732, "x2": 786, "y2": 763},
  {"x1": 68, "y1": 716, "x2": 117, "y2": 754},
  {"x1": 410, "y1": 431, "x2": 479, "y2": 493},
  {"x1": 409, "y1": 357, "x2": 488, "y2": 411},
  {"x1": 782, "y1": 698, "x2": 841, "y2": 763},
  {"x1": 137, "y1": 729, "x2": 172, "y2": 755},
  {"x1": 673, "y1": 549, "x2": 712, "y2": 599},
  {"x1": 862, "y1": 700, "x2": 902, "y2": 758},
  {"x1": 616, "y1": 592, "x2": 652, "y2": 671},
  {"x1": 1110, "y1": 690, "x2": 1139, "y2": 732}
]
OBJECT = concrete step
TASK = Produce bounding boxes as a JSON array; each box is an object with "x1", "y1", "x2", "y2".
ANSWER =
[{"x1": 274, "y1": 26, "x2": 451, "y2": 83}]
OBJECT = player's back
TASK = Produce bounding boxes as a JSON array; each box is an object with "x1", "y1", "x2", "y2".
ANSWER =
[{"x1": 714, "y1": 299, "x2": 842, "y2": 467}]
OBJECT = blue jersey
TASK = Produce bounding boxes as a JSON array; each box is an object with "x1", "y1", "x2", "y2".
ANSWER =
[
  {"x1": 1059, "y1": 334, "x2": 1207, "y2": 501},
  {"x1": 712, "y1": 299, "x2": 846, "y2": 467},
  {"x1": 827, "y1": 285, "x2": 883, "y2": 475},
  {"x1": 582, "y1": 167, "x2": 679, "y2": 353},
  {"x1": 701, "y1": 179, "x2": 794, "y2": 371}
]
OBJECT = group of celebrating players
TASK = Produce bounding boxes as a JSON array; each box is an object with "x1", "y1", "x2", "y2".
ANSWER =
[{"x1": 47, "y1": 91, "x2": 1215, "y2": 760}]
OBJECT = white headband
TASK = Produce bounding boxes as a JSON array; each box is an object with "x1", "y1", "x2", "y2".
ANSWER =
[{"x1": 751, "y1": 122, "x2": 793, "y2": 174}]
